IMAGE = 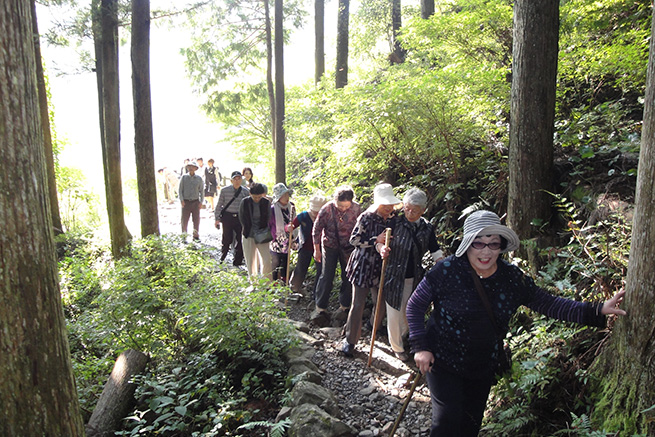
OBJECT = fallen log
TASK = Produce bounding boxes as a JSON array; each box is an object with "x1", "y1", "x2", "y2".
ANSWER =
[{"x1": 85, "y1": 349, "x2": 149, "y2": 437}]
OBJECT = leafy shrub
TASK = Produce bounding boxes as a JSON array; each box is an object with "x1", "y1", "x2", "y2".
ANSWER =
[{"x1": 60, "y1": 234, "x2": 297, "y2": 433}]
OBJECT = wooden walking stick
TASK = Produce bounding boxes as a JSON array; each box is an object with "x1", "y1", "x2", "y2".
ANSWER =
[
  {"x1": 368, "y1": 227, "x2": 392, "y2": 367},
  {"x1": 389, "y1": 371, "x2": 423, "y2": 436}
]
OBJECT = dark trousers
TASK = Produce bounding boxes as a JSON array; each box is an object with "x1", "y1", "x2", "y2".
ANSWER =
[
  {"x1": 220, "y1": 212, "x2": 243, "y2": 265},
  {"x1": 290, "y1": 248, "x2": 322, "y2": 295},
  {"x1": 271, "y1": 251, "x2": 288, "y2": 282},
  {"x1": 314, "y1": 246, "x2": 352, "y2": 310},
  {"x1": 426, "y1": 366, "x2": 494, "y2": 437},
  {"x1": 181, "y1": 200, "x2": 200, "y2": 239}
]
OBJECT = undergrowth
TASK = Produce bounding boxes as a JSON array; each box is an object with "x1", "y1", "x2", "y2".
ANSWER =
[
  {"x1": 480, "y1": 196, "x2": 634, "y2": 436},
  {"x1": 59, "y1": 234, "x2": 297, "y2": 435}
]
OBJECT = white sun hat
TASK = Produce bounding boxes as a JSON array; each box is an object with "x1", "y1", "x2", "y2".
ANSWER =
[{"x1": 373, "y1": 183, "x2": 402, "y2": 206}]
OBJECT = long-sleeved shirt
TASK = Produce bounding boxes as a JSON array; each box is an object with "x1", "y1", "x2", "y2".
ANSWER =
[
  {"x1": 382, "y1": 215, "x2": 440, "y2": 310},
  {"x1": 407, "y1": 255, "x2": 606, "y2": 380},
  {"x1": 178, "y1": 173, "x2": 204, "y2": 202},
  {"x1": 215, "y1": 184, "x2": 250, "y2": 219},
  {"x1": 345, "y1": 211, "x2": 390, "y2": 288},
  {"x1": 269, "y1": 202, "x2": 297, "y2": 254},
  {"x1": 312, "y1": 200, "x2": 362, "y2": 250},
  {"x1": 292, "y1": 211, "x2": 315, "y2": 251}
]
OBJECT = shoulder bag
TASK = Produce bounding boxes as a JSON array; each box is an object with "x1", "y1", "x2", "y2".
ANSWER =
[
  {"x1": 217, "y1": 187, "x2": 242, "y2": 220},
  {"x1": 470, "y1": 269, "x2": 513, "y2": 379}
]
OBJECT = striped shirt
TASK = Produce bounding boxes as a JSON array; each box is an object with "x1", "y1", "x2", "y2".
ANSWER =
[{"x1": 407, "y1": 255, "x2": 606, "y2": 380}]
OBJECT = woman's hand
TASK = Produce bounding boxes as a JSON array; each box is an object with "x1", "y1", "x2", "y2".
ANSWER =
[
  {"x1": 414, "y1": 350, "x2": 434, "y2": 374},
  {"x1": 602, "y1": 289, "x2": 627, "y2": 316},
  {"x1": 379, "y1": 245, "x2": 391, "y2": 259},
  {"x1": 375, "y1": 231, "x2": 389, "y2": 245},
  {"x1": 313, "y1": 244, "x2": 322, "y2": 263},
  {"x1": 285, "y1": 223, "x2": 294, "y2": 233}
]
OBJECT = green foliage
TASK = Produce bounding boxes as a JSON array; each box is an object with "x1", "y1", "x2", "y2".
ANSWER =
[
  {"x1": 56, "y1": 166, "x2": 101, "y2": 233},
  {"x1": 118, "y1": 352, "x2": 289, "y2": 436},
  {"x1": 237, "y1": 418, "x2": 291, "y2": 437},
  {"x1": 60, "y1": 234, "x2": 297, "y2": 432},
  {"x1": 543, "y1": 193, "x2": 630, "y2": 297},
  {"x1": 559, "y1": 0, "x2": 650, "y2": 111}
]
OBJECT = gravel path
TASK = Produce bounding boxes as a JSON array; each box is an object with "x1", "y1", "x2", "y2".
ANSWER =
[{"x1": 158, "y1": 202, "x2": 433, "y2": 436}]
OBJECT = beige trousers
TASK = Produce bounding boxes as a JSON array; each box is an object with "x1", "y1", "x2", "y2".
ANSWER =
[
  {"x1": 386, "y1": 278, "x2": 414, "y2": 353},
  {"x1": 242, "y1": 236, "x2": 273, "y2": 280}
]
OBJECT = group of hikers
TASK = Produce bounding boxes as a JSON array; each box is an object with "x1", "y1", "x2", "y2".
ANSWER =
[{"x1": 175, "y1": 159, "x2": 628, "y2": 436}]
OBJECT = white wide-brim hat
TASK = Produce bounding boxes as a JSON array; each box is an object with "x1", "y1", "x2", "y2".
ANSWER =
[
  {"x1": 373, "y1": 183, "x2": 402, "y2": 206},
  {"x1": 455, "y1": 210, "x2": 520, "y2": 257}
]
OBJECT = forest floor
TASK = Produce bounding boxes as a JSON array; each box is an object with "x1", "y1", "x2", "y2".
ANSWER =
[{"x1": 158, "y1": 201, "x2": 433, "y2": 436}]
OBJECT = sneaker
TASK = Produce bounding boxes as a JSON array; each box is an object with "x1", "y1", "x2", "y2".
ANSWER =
[{"x1": 340, "y1": 341, "x2": 355, "y2": 358}]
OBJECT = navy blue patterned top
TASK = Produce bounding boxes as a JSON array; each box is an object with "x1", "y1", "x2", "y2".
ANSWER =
[
  {"x1": 407, "y1": 255, "x2": 606, "y2": 380},
  {"x1": 345, "y1": 211, "x2": 390, "y2": 288}
]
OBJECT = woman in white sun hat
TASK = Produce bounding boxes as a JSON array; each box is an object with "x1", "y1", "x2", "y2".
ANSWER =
[
  {"x1": 339, "y1": 183, "x2": 402, "y2": 357},
  {"x1": 406, "y1": 209, "x2": 627, "y2": 436}
]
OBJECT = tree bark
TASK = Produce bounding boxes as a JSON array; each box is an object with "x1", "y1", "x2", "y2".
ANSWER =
[
  {"x1": 265, "y1": 0, "x2": 276, "y2": 150},
  {"x1": 507, "y1": 0, "x2": 558, "y2": 252},
  {"x1": 315, "y1": 0, "x2": 325, "y2": 84},
  {"x1": 92, "y1": 0, "x2": 110, "y2": 219},
  {"x1": 0, "y1": 1, "x2": 84, "y2": 435},
  {"x1": 274, "y1": 0, "x2": 286, "y2": 183},
  {"x1": 131, "y1": 0, "x2": 159, "y2": 237},
  {"x1": 31, "y1": 0, "x2": 63, "y2": 235},
  {"x1": 391, "y1": 0, "x2": 405, "y2": 64},
  {"x1": 335, "y1": 0, "x2": 350, "y2": 89},
  {"x1": 421, "y1": 0, "x2": 435, "y2": 19},
  {"x1": 86, "y1": 349, "x2": 149, "y2": 437},
  {"x1": 591, "y1": 10, "x2": 655, "y2": 435},
  {"x1": 100, "y1": 0, "x2": 129, "y2": 257}
]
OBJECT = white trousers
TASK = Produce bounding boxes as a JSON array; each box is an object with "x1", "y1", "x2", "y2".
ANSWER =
[
  {"x1": 242, "y1": 237, "x2": 273, "y2": 280},
  {"x1": 386, "y1": 278, "x2": 414, "y2": 353}
]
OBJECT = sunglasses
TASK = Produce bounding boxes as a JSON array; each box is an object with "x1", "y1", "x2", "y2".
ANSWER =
[{"x1": 470, "y1": 241, "x2": 502, "y2": 250}]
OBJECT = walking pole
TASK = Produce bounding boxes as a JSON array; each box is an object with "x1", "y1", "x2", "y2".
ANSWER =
[
  {"x1": 367, "y1": 228, "x2": 392, "y2": 367},
  {"x1": 389, "y1": 371, "x2": 422, "y2": 437},
  {"x1": 286, "y1": 224, "x2": 294, "y2": 286},
  {"x1": 284, "y1": 224, "x2": 294, "y2": 307}
]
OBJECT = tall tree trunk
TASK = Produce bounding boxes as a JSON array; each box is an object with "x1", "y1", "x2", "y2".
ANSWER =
[
  {"x1": 265, "y1": 0, "x2": 276, "y2": 150},
  {"x1": 421, "y1": 0, "x2": 435, "y2": 19},
  {"x1": 507, "y1": 0, "x2": 558, "y2": 257},
  {"x1": 131, "y1": 0, "x2": 159, "y2": 237},
  {"x1": 0, "y1": 1, "x2": 85, "y2": 435},
  {"x1": 101, "y1": 0, "x2": 129, "y2": 257},
  {"x1": 274, "y1": 0, "x2": 286, "y2": 184},
  {"x1": 315, "y1": 0, "x2": 325, "y2": 84},
  {"x1": 591, "y1": 10, "x2": 655, "y2": 435},
  {"x1": 92, "y1": 0, "x2": 111, "y2": 218},
  {"x1": 31, "y1": 0, "x2": 63, "y2": 235},
  {"x1": 335, "y1": 0, "x2": 349, "y2": 89},
  {"x1": 390, "y1": 0, "x2": 405, "y2": 64}
]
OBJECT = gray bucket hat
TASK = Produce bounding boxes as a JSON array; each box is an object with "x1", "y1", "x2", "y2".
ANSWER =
[{"x1": 455, "y1": 210, "x2": 520, "y2": 257}]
